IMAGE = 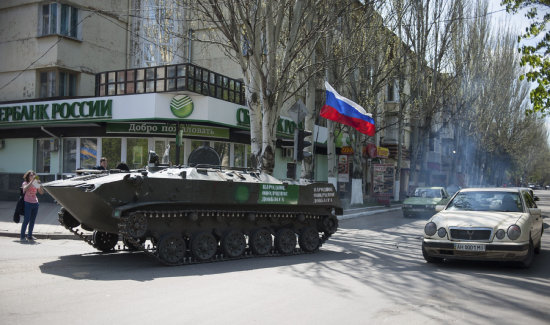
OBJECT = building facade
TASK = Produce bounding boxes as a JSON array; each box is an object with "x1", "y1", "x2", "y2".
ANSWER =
[{"x1": 0, "y1": 1, "x2": 334, "y2": 201}]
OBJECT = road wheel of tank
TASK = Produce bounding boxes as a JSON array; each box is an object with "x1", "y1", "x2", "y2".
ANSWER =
[
  {"x1": 221, "y1": 230, "x2": 246, "y2": 258},
  {"x1": 158, "y1": 233, "x2": 186, "y2": 265},
  {"x1": 124, "y1": 213, "x2": 148, "y2": 238},
  {"x1": 150, "y1": 236, "x2": 159, "y2": 248},
  {"x1": 298, "y1": 227, "x2": 320, "y2": 253},
  {"x1": 58, "y1": 208, "x2": 80, "y2": 228},
  {"x1": 275, "y1": 228, "x2": 296, "y2": 255},
  {"x1": 190, "y1": 232, "x2": 218, "y2": 261},
  {"x1": 122, "y1": 236, "x2": 143, "y2": 251},
  {"x1": 250, "y1": 228, "x2": 273, "y2": 256},
  {"x1": 321, "y1": 215, "x2": 338, "y2": 234},
  {"x1": 92, "y1": 231, "x2": 119, "y2": 252}
]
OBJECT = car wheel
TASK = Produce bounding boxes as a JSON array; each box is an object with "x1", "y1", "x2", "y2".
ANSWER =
[
  {"x1": 422, "y1": 242, "x2": 443, "y2": 264},
  {"x1": 534, "y1": 235, "x2": 542, "y2": 254},
  {"x1": 518, "y1": 239, "x2": 534, "y2": 268}
]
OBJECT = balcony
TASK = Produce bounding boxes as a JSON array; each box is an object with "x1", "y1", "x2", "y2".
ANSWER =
[{"x1": 95, "y1": 63, "x2": 246, "y2": 105}]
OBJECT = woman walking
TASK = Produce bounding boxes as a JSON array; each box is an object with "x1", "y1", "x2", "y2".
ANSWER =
[{"x1": 21, "y1": 170, "x2": 43, "y2": 241}]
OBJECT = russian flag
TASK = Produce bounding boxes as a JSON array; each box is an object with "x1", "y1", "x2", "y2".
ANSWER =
[{"x1": 321, "y1": 81, "x2": 375, "y2": 136}]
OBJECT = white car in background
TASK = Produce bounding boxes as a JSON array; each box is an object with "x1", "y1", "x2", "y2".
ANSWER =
[{"x1": 422, "y1": 187, "x2": 544, "y2": 268}]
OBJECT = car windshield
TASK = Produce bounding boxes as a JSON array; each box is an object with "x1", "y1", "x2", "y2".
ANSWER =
[
  {"x1": 446, "y1": 191, "x2": 523, "y2": 212},
  {"x1": 413, "y1": 188, "x2": 441, "y2": 198}
]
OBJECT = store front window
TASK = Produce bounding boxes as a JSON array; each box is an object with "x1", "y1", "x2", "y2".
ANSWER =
[
  {"x1": 32, "y1": 136, "x2": 249, "y2": 175},
  {"x1": 214, "y1": 142, "x2": 230, "y2": 166},
  {"x1": 102, "y1": 138, "x2": 121, "y2": 169},
  {"x1": 169, "y1": 140, "x2": 182, "y2": 165},
  {"x1": 127, "y1": 138, "x2": 148, "y2": 169},
  {"x1": 191, "y1": 140, "x2": 204, "y2": 152},
  {"x1": 36, "y1": 139, "x2": 51, "y2": 173},
  {"x1": 154, "y1": 140, "x2": 170, "y2": 164},
  {"x1": 80, "y1": 138, "x2": 97, "y2": 169},
  {"x1": 62, "y1": 138, "x2": 76, "y2": 173},
  {"x1": 154, "y1": 139, "x2": 184, "y2": 165},
  {"x1": 234, "y1": 143, "x2": 246, "y2": 167}
]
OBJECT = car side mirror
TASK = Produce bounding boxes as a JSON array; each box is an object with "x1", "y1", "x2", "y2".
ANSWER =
[
  {"x1": 435, "y1": 205, "x2": 445, "y2": 212},
  {"x1": 529, "y1": 208, "x2": 541, "y2": 216}
]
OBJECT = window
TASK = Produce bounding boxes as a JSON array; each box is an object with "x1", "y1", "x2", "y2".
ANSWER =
[
  {"x1": 168, "y1": 140, "x2": 183, "y2": 165},
  {"x1": 59, "y1": 72, "x2": 77, "y2": 96},
  {"x1": 41, "y1": 3, "x2": 79, "y2": 38},
  {"x1": 63, "y1": 138, "x2": 77, "y2": 173},
  {"x1": 234, "y1": 144, "x2": 246, "y2": 167},
  {"x1": 96, "y1": 63, "x2": 245, "y2": 104},
  {"x1": 386, "y1": 80, "x2": 399, "y2": 102},
  {"x1": 39, "y1": 70, "x2": 78, "y2": 97},
  {"x1": 36, "y1": 139, "x2": 52, "y2": 173},
  {"x1": 126, "y1": 138, "x2": 148, "y2": 169},
  {"x1": 385, "y1": 116, "x2": 398, "y2": 143},
  {"x1": 523, "y1": 191, "x2": 536, "y2": 209},
  {"x1": 39, "y1": 71, "x2": 56, "y2": 98},
  {"x1": 80, "y1": 138, "x2": 97, "y2": 169},
  {"x1": 214, "y1": 142, "x2": 230, "y2": 166},
  {"x1": 102, "y1": 138, "x2": 122, "y2": 168}
]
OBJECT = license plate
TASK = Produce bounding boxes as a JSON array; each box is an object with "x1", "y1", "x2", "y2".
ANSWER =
[{"x1": 454, "y1": 243, "x2": 485, "y2": 252}]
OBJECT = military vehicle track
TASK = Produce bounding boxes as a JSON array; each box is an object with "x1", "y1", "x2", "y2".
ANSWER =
[{"x1": 59, "y1": 208, "x2": 337, "y2": 266}]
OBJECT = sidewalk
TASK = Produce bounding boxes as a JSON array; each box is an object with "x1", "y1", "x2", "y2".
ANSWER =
[{"x1": 0, "y1": 200, "x2": 401, "y2": 239}]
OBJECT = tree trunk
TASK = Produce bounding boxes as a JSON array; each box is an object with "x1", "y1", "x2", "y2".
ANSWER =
[{"x1": 350, "y1": 129, "x2": 364, "y2": 205}]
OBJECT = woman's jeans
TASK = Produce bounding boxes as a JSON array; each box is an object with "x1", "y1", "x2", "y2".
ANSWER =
[{"x1": 21, "y1": 201, "x2": 39, "y2": 239}]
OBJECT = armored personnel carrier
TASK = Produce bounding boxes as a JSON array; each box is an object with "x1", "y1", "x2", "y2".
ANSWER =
[{"x1": 43, "y1": 147, "x2": 342, "y2": 265}]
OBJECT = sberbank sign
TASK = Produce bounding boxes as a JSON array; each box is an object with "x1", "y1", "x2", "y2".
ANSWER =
[
  {"x1": 0, "y1": 99, "x2": 112, "y2": 123},
  {"x1": 236, "y1": 107, "x2": 302, "y2": 137}
]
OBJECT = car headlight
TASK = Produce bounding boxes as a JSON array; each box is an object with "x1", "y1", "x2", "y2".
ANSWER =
[
  {"x1": 507, "y1": 225, "x2": 521, "y2": 240},
  {"x1": 437, "y1": 227, "x2": 447, "y2": 238},
  {"x1": 495, "y1": 229, "x2": 505, "y2": 240},
  {"x1": 424, "y1": 222, "x2": 437, "y2": 236}
]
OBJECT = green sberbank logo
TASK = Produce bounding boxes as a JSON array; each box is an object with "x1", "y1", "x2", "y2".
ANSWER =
[{"x1": 170, "y1": 95, "x2": 193, "y2": 118}]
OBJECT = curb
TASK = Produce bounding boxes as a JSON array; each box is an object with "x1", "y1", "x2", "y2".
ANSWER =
[
  {"x1": 0, "y1": 231, "x2": 79, "y2": 239},
  {"x1": 339, "y1": 207, "x2": 402, "y2": 220},
  {"x1": 0, "y1": 231, "x2": 78, "y2": 240}
]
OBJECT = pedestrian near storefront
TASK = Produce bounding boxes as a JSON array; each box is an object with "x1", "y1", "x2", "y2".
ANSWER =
[
  {"x1": 21, "y1": 170, "x2": 44, "y2": 242},
  {"x1": 96, "y1": 157, "x2": 108, "y2": 170}
]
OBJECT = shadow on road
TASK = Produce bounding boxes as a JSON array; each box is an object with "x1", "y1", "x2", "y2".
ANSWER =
[
  {"x1": 38, "y1": 248, "x2": 359, "y2": 282},
  {"x1": 37, "y1": 207, "x2": 550, "y2": 324},
  {"x1": 299, "y1": 213, "x2": 550, "y2": 324}
]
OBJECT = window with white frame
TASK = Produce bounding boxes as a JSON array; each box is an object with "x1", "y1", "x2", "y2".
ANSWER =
[
  {"x1": 385, "y1": 115, "x2": 399, "y2": 143},
  {"x1": 386, "y1": 80, "x2": 399, "y2": 102},
  {"x1": 39, "y1": 70, "x2": 77, "y2": 97},
  {"x1": 40, "y1": 3, "x2": 79, "y2": 38}
]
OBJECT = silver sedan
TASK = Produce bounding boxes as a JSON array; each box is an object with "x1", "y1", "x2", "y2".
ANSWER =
[{"x1": 422, "y1": 187, "x2": 544, "y2": 268}]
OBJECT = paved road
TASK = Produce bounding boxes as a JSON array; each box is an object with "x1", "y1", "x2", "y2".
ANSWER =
[{"x1": 0, "y1": 192, "x2": 549, "y2": 324}]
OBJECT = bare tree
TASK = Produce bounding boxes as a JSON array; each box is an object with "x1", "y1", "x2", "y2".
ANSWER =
[
  {"x1": 193, "y1": 0, "x2": 335, "y2": 174},
  {"x1": 448, "y1": 0, "x2": 547, "y2": 187},
  {"x1": 323, "y1": 1, "x2": 395, "y2": 204}
]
